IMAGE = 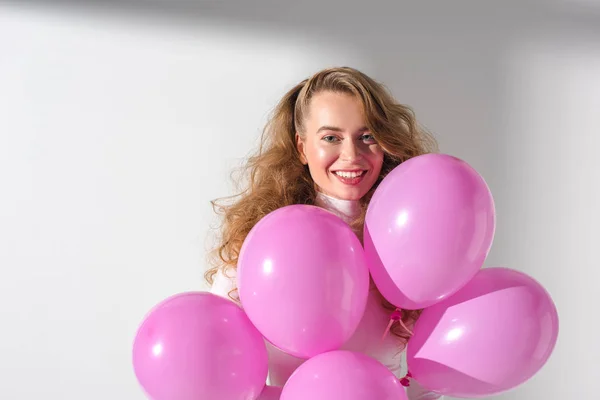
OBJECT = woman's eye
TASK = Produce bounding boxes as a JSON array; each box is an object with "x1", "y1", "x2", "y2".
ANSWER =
[
  {"x1": 322, "y1": 135, "x2": 339, "y2": 143},
  {"x1": 361, "y1": 134, "x2": 376, "y2": 143}
]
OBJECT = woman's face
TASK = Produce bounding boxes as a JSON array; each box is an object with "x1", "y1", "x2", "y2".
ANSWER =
[{"x1": 296, "y1": 91, "x2": 384, "y2": 201}]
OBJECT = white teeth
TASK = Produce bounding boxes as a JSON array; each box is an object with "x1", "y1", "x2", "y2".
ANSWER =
[{"x1": 334, "y1": 171, "x2": 364, "y2": 178}]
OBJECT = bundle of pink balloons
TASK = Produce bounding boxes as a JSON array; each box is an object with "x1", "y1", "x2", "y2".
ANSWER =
[{"x1": 132, "y1": 153, "x2": 559, "y2": 400}]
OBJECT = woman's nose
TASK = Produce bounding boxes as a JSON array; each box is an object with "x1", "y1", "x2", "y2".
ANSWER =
[{"x1": 341, "y1": 141, "x2": 362, "y2": 162}]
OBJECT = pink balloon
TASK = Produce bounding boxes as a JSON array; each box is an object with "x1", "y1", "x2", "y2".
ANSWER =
[
  {"x1": 238, "y1": 205, "x2": 369, "y2": 359},
  {"x1": 258, "y1": 386, "x2": 283, "y2": 400},
  {"x1": 407, "y1": 267, "x2": 559, "y2": 398},
  {"x1": 132, "y1": 292, "x2": 268, "y2": 400},
  {"x1": 364, "y1": 153, "x2": 496, "y2": 309},
  {"x1": 280, "y1": 350, "x2": 407, "y2": 400}
]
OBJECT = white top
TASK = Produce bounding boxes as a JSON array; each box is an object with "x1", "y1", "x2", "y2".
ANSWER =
[{"x1": 210, "y1": 192, "x2": 442, "y2": 399}]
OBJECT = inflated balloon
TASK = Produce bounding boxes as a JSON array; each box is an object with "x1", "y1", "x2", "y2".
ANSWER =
[
  {"x1": 406, "y1": 267, "x2": 559, "y2": 398},
  {"x1": 238, "y1": 205, "x2": 369, "y2": 359},
  {"x1": 258, "y1": 386, "x2": 283, "y2": 400},
  {"x1": 132, "y1": 292, "x2": 268, "y2": 400},
  {"x1": 364, "y1": 153, "x2": 496, "y2": 309},
  {"x1": 280, "y1": 350, "x2": 407, "y2": 400}
]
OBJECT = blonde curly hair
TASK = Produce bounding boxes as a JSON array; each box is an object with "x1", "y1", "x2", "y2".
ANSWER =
[{"x1": 205, "y1": 66, "x2": 438, "y2": 344}]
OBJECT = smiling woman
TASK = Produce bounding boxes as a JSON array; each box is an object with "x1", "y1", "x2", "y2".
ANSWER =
[
  {"x1": 206, "y1": 66, "x2": 440, "y2": 399},
  {"x1": 295, "y1": 91, "x2": 384, "y2": 201}
]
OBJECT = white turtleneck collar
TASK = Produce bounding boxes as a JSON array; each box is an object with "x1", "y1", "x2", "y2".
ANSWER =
[{"x1": 314, "y1": 191, "x2": 362, "y2": 225}]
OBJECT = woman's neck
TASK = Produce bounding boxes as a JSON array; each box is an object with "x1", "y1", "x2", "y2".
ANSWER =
[{"x1": 314, "y1": 191, "x2": 362, "y2": 225}]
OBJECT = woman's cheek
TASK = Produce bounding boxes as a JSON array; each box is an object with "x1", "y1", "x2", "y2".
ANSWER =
[{"x1": 315, "y1": 146, "x2": 337, "y2": 165}]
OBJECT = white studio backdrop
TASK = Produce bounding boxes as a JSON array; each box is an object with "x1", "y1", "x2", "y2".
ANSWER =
[{"x1": 1, "y1": 2, "x2": 598, "y2": 399}]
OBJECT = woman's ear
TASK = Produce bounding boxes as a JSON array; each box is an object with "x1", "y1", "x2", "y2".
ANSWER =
[{"x1": 295, "y1": 133, "x2": 308, "y2": 165}]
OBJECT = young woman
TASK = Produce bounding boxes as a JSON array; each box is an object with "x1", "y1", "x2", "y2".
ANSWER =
[{"x1": 207, "y1": 66, "x2": 442, "y2": 399}]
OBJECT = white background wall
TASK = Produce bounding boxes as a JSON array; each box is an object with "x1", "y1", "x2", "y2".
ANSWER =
[{"x1": 1, "y1": 1, "x2": 598, "y2": 399}]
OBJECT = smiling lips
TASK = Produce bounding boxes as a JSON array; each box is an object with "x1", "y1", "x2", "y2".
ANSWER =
[{"x1": 332, "y1": 169, "x2": 367, "y2": 185}]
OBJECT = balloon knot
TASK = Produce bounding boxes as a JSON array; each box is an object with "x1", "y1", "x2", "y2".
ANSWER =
[
  {"x1": 400, "y1": 370, "x2": 413, "y2": 387},
  {"x1": 381, "y1": 308, "x2": 402, "y2": 341}
]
